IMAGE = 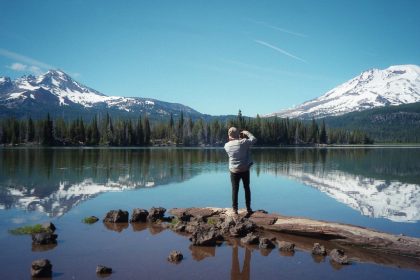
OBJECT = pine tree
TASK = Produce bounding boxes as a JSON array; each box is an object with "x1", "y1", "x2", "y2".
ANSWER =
[
  {"x1": 42, "y1": 113, "x2": 54, "y2": 146},
  {"x1": 135, "y1": 116, "x2": 144, "y2": 146},
  {"x1": 27, "y1": 117, "x2": 35, "y2": 142},
  {"x1": 143, "y1": 114, "x2": 151, "y2": 145},
  {"x1": 319, "y1": 120, "x2": 327, "y2": 144}
]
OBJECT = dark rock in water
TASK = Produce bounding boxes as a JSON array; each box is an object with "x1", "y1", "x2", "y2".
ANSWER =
[
  {"x1": 32, "y1": 232, "x2": 58, "y2": 245},
  {"x1": 103, "y1": 209, "x2": 129, "y2": 223},
  {"x1": 41, "y1": 222, "x2": 56, "y2": 232},
  {"x1": 330, "y1": 249, "x2": 350, "y2": 264},
  {"x1": 312, "y1": 243, "x2": 327, "y2": 256},
  {"x1": 229, "y1": 218, "x2": 256, "y2": 238},
  {"x1": 148, "y1": 207, "x2": 166, "y2": 222},
  {"x1": 278, "y1": 241, "x2": 295, "y2": 252},
  {"x1": 190, "y1": 225, "x2": 222, "y2": 246},
  {"x1": 130, "y1": 208, "x2": 149, "y2": 223},
  {"x1": 31, "y1": 259, "x2": 52, "y2": 278},
  {"x1": 96, "y1": 265, "x2": 112, "y2": 274},
  {"x1": 167, "y1": 250, "x2": 184, "y2": 263},
  {"x1": 259, "y1": 237, "x2": 275, "y2": 249},
  {"x1": 241, "y1": 233, "x2": 260, "y2": 245}
]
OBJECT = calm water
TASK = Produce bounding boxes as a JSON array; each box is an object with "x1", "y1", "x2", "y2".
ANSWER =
[{"x1": 0, "y1": 147, "x2": 419, "y2": 279}]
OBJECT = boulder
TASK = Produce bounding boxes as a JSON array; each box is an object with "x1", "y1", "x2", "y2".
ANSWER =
[
  {"x1": 330, "y1": 249, "x2": 350, "y2": 265},
  {"x1": 103, "y1": 209, "x2": 129, "y2": 223},
  {"x1": 31, "y1": 259, "x2": 52, "y2": 278},
  {"x1": 259, "y1": 237, "x2": 275, "y2": 249},
  {"x1": 148, "y1": 207, "x2": 166, "y2": 222},
  {"x1": 240, "y1": 233, "x2": 260, "y2": 245},
  {"x1": 190, "y1": 226, "x2": 222, "y2": 246},
  {"x1": 32, "y1": 232, "x2": 58, "y2": 245},
  {"x1": 312, "y1": 243, "x2": 327, "y2": 256},
  {"x1": 229, "y1": 219, "x2": 256, "y2": 238},
  {"x1": 96, "y1": 265, "x2": 112, "y2": 274},
  {"x1": 278, "y1": 241, "x2": 295, "y2": 252},
  {"x1": 130, "y1": 208, "x2": 149, "y2": 223},
  {"x1": 41, "y1": 222, "x2": 56, "y2": 232},
  {"x1": 185, "y1": 220, "x2": 203, "y2": 233},
  {"x1": 167, "y1": 250, "x2": 184, "y2": 263}
]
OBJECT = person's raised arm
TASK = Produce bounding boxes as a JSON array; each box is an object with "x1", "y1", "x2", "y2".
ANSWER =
[{"x1": 242, "y1": 131, "x2": 257, "y2": 145}]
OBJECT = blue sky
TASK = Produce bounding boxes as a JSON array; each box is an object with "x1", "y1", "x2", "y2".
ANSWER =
[{"x1": 1, "y1": 0, "x2": 419, "y2": 116}]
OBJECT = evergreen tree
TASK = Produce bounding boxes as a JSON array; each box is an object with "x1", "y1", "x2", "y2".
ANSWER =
[
  {"x1": 42, "y1": 113, "x2": 54, "y2": 146},
  {"x1": 27, "y1": 117, "x2": 35, "y2": 142},
  {"x1": 135, "y1": 116, "x2": 144, "y2": 146},
  {"x1": 176, "y1": 111, "x2": 184, "y2": 144},
  {"x1": 237, "y1": 109, "x2": 244, "y2": 130},
  {"x1": 143, "y1": 114, "x2": 151, "y2": 145},
  {"x1": 319, "y1": 120, "x2": 327, "y2": 144},
  {"x1": 90, "y1": 116, "x2": 100, "y2": 145}
]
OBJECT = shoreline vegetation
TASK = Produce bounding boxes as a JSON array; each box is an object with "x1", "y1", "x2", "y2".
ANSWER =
[{"x1": 0, "y1": 110, "x2": 374, "y2": 147}]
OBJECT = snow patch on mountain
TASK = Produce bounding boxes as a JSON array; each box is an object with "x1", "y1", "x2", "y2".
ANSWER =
[
  {"x1": 0, "y1": 69, "x2": 200, "y2": 117},
  {"x1": 269, "y1": 64, "x2": 420, "y2": 119}
]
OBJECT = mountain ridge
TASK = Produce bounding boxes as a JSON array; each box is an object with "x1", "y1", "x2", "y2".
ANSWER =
[
  {"x1": 268, "y1": 64, "x2": 420, "y2": 119},
  {"x1": 0, "y1": 69, "x2": 203, "y2": 121}
]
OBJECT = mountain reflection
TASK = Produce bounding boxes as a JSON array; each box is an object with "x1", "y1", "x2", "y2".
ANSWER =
[{"x1": 0, "y1": 148, "x2": 419, "y2": 221}]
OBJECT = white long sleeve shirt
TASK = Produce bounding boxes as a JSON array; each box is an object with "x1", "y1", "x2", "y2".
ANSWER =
[{"x1": 224, "y1": 131, "x2": 257, "y2": 173}]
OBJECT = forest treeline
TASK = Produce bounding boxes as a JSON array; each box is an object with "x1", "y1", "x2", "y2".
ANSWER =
[{"x1": 0, "y1": 110, "x2": 373, "y2": 146}]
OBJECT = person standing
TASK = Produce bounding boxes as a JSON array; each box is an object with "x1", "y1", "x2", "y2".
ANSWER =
[{"x1": 224, "y1": 127, "x2": 257, "y2": 215}]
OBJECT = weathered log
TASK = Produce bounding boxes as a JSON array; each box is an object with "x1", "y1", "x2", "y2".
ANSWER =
[{"x1": 169, "y1": 207, "x2": 420, "y2": 259}]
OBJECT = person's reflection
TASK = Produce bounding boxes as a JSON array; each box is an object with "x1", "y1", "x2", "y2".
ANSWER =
[{"x1": 231, "y1": 246, "x2": 251, "y2": 280}]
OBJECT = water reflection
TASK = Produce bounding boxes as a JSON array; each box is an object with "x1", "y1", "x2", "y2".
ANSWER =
[
  {"x1": 0, "y1": 148, "x2": 419, "y2": 222},
  {"x1": 231, "y1": 246, "x2": 251, "y2": 280}
]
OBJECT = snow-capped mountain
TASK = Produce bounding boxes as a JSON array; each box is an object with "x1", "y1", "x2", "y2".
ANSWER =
[
  {"x1": 269, "y1": 64, "x2": 420, "y2": 119},
  {"x1": 0, "y1": 69, "x2": 201, "y2": 119}
]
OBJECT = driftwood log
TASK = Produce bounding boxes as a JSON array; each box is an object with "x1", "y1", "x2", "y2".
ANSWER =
[{"x1": 169, "y1": 207, "x2": 420, "y2": 260}]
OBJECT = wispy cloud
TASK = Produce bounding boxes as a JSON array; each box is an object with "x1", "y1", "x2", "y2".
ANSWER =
[
  {"x1": 0, "y1": 48, "x2": 80, "y2": 77},
  {"x1": 255, "y1": 40, "x2": 306, "y2": 63},
  {"x1": 0, "y1": 48, "x2": 53, "y2": 70},
  {"x1": 7, "y1": 62, "x2": 43, "y2": 75},
  {"x1": 248, "y1": 19, "x2": 307, "y2": 38}
]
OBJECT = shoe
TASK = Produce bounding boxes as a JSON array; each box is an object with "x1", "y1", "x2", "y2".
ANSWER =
[
  {"x1": 245, "y1": 209, "x2": 254, "y2": 218},
  {"x1": 233, "y1": 209, "x2": 238, "y2": 215}
]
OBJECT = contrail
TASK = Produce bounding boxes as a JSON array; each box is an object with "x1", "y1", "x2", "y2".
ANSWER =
[
  {"x1": 248, "y1": 19, "x2": 307, "y2": 38},
  {"x1": 255, "y1": 40, "x2": 306, "y2": 63}
]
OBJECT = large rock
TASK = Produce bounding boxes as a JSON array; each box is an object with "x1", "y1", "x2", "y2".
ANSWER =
[
  {"x1": 96, "y1": 265, "x2": 112, "y2": 274},
  {"x1": 130, "y1": 208, "x2": 149, "y2": 223},
  {"x1": 185, "y1": 220, "x2": 203, "y2": 233},
  {"x1": 312, "y1": 243, "x2": 327, "y2": 256},
  {"x1": 148, "y1": 207, "x2": 166, "y2": 222},
  {"x1": 103, "y1": 209, "x2": 129, "y2": 223},
  {"x1": 330, "y1": 249, "x2": 350, "y2": 264},
  {"x1": 167, "y1": 250, "x2": 183, "y2": 263},
  {"x1": 32, "y1": 232, "x2": 58, "y2": 245},
  {"x1": 31, "y1": 259, "x2": 52, "y2": 278},
  {"x1": 229, "y1": 219, "x2": 256, "y2": 238},
  {"x1": 278, "y1": 241, "x2": 295, "y2": 252},
  {"x1": 190, "y1": 226, "x2": 222, "y2": 246},
  {"x1": 41, "y1": 222, "x2": 56, "y2": 232},
  {"x1": 259, "y1": 237, "x2": 275, "y2": 249},
  {"x1": 241, "y1": 233, "x2": 260, "y2": 245}
]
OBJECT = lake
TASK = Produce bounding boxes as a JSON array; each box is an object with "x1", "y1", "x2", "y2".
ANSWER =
[{"x1": 0, "y1": 147, "x2": 419, "y2": 279}]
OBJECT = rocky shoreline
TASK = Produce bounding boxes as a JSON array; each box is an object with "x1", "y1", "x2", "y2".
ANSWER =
[{"x1": 27, "y1": 206, "x2": 420, "y2": 277}]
